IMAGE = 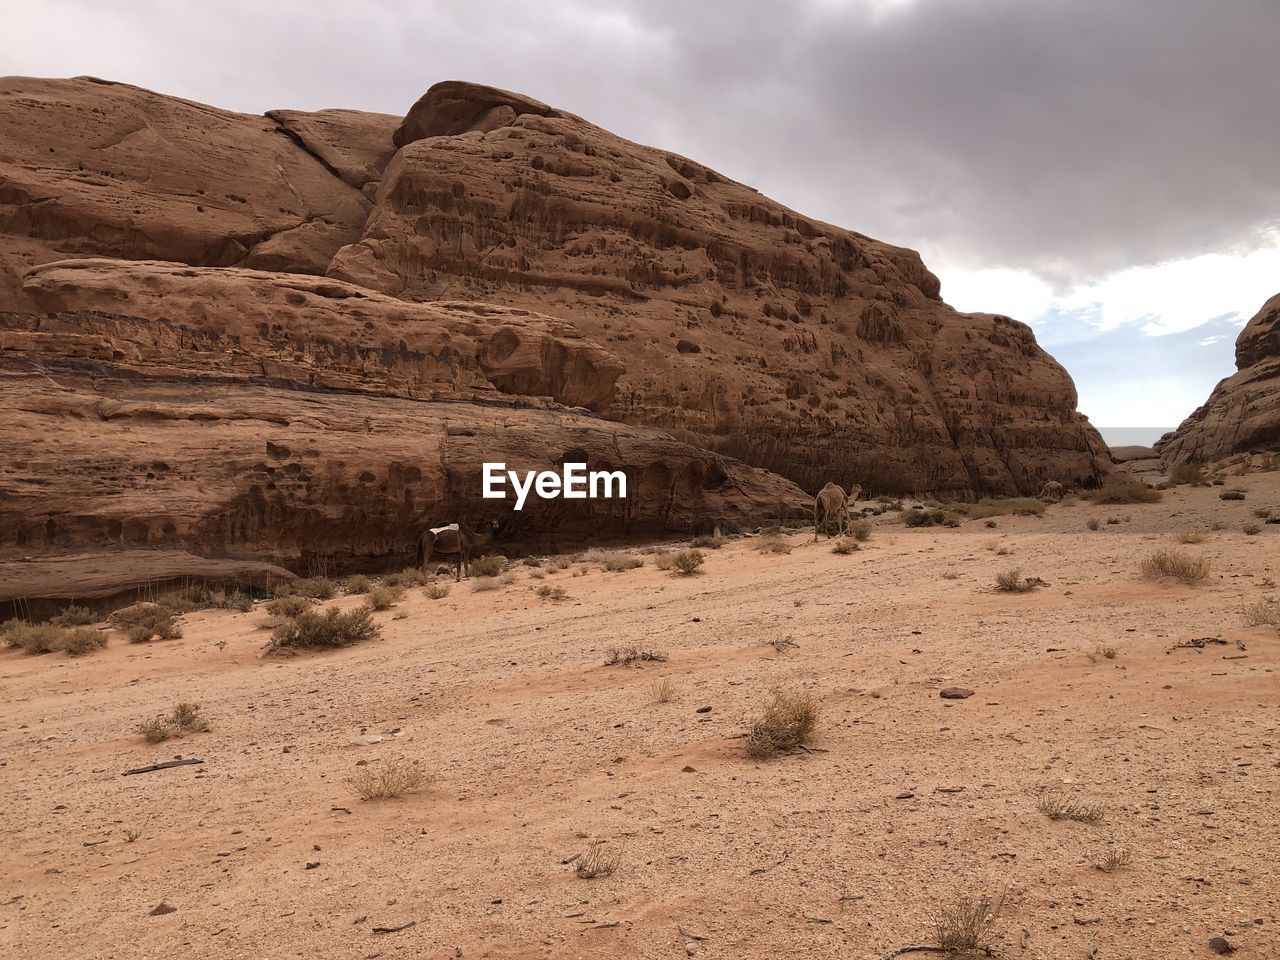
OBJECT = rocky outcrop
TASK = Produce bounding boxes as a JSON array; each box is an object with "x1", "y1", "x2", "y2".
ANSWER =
[
  {"x1": 331, "y1": 81, "x2": 1110, "y2": 496},
  {"x1": 18, "y1": 259, "x2": 625, "y2": 411},
  {"x1": 0, "y1": 76, "x2": 375, "y2": 309},
  {"x1": 1157, "y1": 293, "x2": 1280, "y2": 463},
  {"x1": 0, "y1": 75, "x2": 1117, "y2": 599}
]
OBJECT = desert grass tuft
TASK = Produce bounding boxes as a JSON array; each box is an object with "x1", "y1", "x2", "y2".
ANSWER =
[
  {"x1": 648, "y1": 677, "x2": 679, "y2": 703},
  {"x1": 51, "y1": 605, "x2": 95, "y2": 627},
  {"x1": 831, "y1": 539, "x2": 860, "y2": 554},
  {"x1": 574, "y1": 840, "x2": 619, "y2": 879},
  {"x1": 347, "y1": 758, "x2": 426, "y2": 800},
  {"x1": 604, "y1": 645, "x2": 667, "y2": 666},
  {"x1": 1242, "y1": 596, "x2": 1280, "y2": 630},
  {"x1": 1094, "y1": 847, "x2": 1133, "y2": 873},
  {"x1": 753, "y1": 533, "x2": 793, "y2": 554},
  {"x1": 745, "y1": 688, "x2": 819, "y2": 759},
  {"x1": 994, "y1": 567, "x2": 1036, "y2": 592},
  {"x1": 110, "y1": 603, "x2": 182, "y2": 643},
  {"x1": 1037, "y1": 791, "x2": 1106, "y2": 823},
  {"x1": 930, "y1": 893, "x2": 1004, "y2": 952},
  {"x1": 424, "y1": 582, "x2": 451, "y2": 600},
  {"x1": 1140, "y1": 549, "x2": 1209, "y2": 583},
  {"x1": 1176, "y1": 531, "x2": 1205, "y2": 544},
  {"x1": 536, "y1": 584, "x2": 568, "y2": 600},
  {"x1": 344, "y1": 574, "x2": 371, "y2": 594}
]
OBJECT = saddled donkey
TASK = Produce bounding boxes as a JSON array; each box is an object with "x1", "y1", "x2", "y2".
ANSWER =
[
  {"x1": 417, "y1": 520, "x2": 500, "y2": 581},
  {"x1": 813, "y1": 483, "x2": 863, "y2": 540},
  {"x1": 1037, "y1": 480, "x2": 1065, "y2": 502}
]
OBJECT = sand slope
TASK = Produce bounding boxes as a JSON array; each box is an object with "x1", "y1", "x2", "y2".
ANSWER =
[{"x1": 2, "y1": 478, "x2": 1278, "y2": 959}]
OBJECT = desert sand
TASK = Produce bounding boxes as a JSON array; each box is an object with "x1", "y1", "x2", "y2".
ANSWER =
[{"x1": 2, "y1": 474, "x2": 1277, "y2": 959}]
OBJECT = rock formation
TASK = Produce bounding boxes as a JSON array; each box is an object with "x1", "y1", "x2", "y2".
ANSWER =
[
  {"x1": 0, "y1": 76, "x2": 1112, "y2": 600},
  {"x1": 1157, "y1": 293, "x2": 1280, "y2": 463},
  {"x1": 330, "y1": 81, "x2": 1110, "y2": 496}
]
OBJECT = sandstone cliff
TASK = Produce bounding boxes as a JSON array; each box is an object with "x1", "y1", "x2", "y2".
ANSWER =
[
  {"x1": 1157, "y1": 292, "x2": 1280, "y2": 463},
  {"x1": 0, "y1": 76, "x2": 1112, "y2": 599},
  {"x1": 330, "y1": 81, "x2": 1111, "y2": 496}
]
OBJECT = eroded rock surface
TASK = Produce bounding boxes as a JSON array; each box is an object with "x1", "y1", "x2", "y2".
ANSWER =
[
  {"x1": 0, "y1": 75, "x2": 1114, "y2": 597},
  {"x1": 0, "y1": 76, "x2": 372, "y2": 309},
  {"x1": 1158, "y1": 293, "x2": 1280, "y2": 463},
  {"x1": 331, "y1": 81, "x2": 1110, "y2": 496}
]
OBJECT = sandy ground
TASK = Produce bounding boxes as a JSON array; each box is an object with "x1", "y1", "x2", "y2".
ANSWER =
[{"x1": 2, "y1": 475, "x2": 1278, "y2": 960}]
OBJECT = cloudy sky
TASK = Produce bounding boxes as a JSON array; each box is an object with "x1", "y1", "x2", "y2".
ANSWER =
[{"x1": 7, "y1": 0, "x2": 1278, "y2": 440}]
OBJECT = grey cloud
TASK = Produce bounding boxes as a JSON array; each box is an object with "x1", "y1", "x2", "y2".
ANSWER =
[{"x1": 6, "y1": 0, "x2": 1278, "y2": 287}]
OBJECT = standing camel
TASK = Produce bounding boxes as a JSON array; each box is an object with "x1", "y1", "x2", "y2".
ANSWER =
[
  {"x1": 813, "y1": 483, "x2": 862, "y2": 540},
  {"x1": 417, "y1": 520, "x2": 500, "y2": 581}
]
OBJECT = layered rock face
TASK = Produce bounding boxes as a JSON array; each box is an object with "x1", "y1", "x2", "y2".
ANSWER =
[
  {"x1": 1157, "y1": 293, "x2": 1280, "y2": 463},
  {"x1": 0, "y1": 75, "x2": 1109, "y2": 596},
  {"x1": 330, "y1": 81, "x2": 1111, "y2": 496},
  {"x1": 0, "y1": 76, "x2": 392, "y2": 308}
]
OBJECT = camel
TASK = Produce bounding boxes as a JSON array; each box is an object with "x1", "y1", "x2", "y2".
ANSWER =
[
  {"x1": 1038, "y1": 480, "x2": 1065, "y2": 502},
  {"x1": 813, "y1": 483, "x2": 862, "y2": 540},
  {"x1": 417, "y1": 520, "x2": 500, "y2": 581}
]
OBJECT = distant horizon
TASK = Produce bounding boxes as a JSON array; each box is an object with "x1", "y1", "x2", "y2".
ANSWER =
[{"x1": 1095, "y1": 426, "x2": 1174, "y2": 448}]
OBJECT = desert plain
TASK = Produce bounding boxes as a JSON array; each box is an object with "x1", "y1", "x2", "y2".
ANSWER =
[{"x1": 2, "y1": 467, "x2": 1277, "y2": 960}]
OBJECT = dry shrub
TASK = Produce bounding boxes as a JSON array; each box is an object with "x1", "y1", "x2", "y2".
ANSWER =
[
  {"x1": 266, "y1": 595, "x2": 312, "y2": 618},
  {"x1": 1083, "y1": 482, "x2": 1162, "y2": 504},
  {"x1": 347, "y1": 758, "x2": 426, "y2": 800},
  {"x1": 345, "y1": 574, "x2": 371, "y2": 594},
  {"x1": 1220, "y1": 489, "x2": 1247, "y2": 501},
  {"x1": 1169, "y1": 463, "x2": 1205, "y2": 486},
  {"x1": 583, "y1": 548, "x2": 643, "y2": 572},
  {"x1": 755, "y1": 533, "x2": 792, "y2": 553},
  {"x1": 1242, "y1": 596, "x2": 1280, "y2": 630},
  {"x1": 1095, "y1": 847, "x2": 1133, "y2": 873},
  {"x1": 1140, "y1": 549, "x2": 1209, "y2": 583},
  {"x1": 930, "y1": 894, "x2": 1004, "y2": 952},
  {"x1": 745, "y1": 688, "x2": 820, "y2": 759},
  {"x1": 468, "y1": 555, "x2": 506, "y2": 578},
  {"x1": 902, "y1": 508, "x2": 946, "y2": 527},
  {"x1": 574, "y1": 840, "x2": 618, "y2": 879},
  {"x1": 61, "y1": 627, "x2": 107, "y2": 657},
  {"x1": 672, "y1": 549, "x2": 705, "y2": 574},
  {"x1": 648, "y1": 677, "x2": 678, "y2": 703},
  {"x1": 961, "y1": 497, "x2": 1046, "y2": 519},
  {"x1": 2, "y1": 622, "x2": 105, "y2": 656},
  {"x1": 690, "y1": 532, "x2": 727, "y2": 549},
  {"x1": 110, "y1": 603, "x2": 182, "y2": 643},
  {"x1": 536, "y1": 584, "x2": 567, "y2": 600},
  {"x1": 605, "y1": 646, "x2": 667, "y2": 666},
  {"x1": 1037, "y1": 791, "x2": 1106, "y2": 823},
  {"x1": 275, "y1": 577, "x2": 337, "y2": 600},
  {"x1": 384, "y1": 567, "x2": 427, "y2": 587},
  {"x1": 1087, "y1": 517, "x2": 1101, "y2": 531},
  {"x1": 1254, "y1": 507, "x2": 1272, "y2": 519},
  {"x1": 136, "y1": 702, "x2": 209, "y2": 743},
  {"x1": 137, "y1": 716, "x2": 172, "y2": 744},
  {"x1": 266, "y1": 607, "x2": 379, "y2": 653},
  {"x1": 52, "y1": 605, "x2": 95, "y2": 627},
  {"x1": 1176, "y1": 531, "x2": 1205, "y2": 544},
  {"x1": 832, "y1": 539, "x2": 860, "y2": 554},
  {"x1": 364, "y1": 584, "x2": 405, "y2": 611},
  {"x1": 652, "y1": 550, "x2": 675, "y2": 571},
  {"x1": 1243, "y1": 523, "x2": 1261, "y2": 536},
  {"x1": 424, "y1": 582, "x2": 451, "y2": 600},
  {"x1": 994, "y1": 568, "x2": 1036, "y2": 593},
  {"x1": 848, "y1": 519, "x2": 872, "y2": 540},
  {"x1": 549, "y1": 555, "x2": 574, "y2": 571},
  {"x1": 472, "y1": 571, "x2": 515, "y2": 592}
]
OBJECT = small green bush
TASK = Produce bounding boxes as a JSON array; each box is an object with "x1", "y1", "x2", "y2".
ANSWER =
[
  {"x1": 110, "y1": 603, "x2": 181, "y2": 643},
  {"x1": 265, "y1": 595, "x2": 312, "y2": 618}
]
